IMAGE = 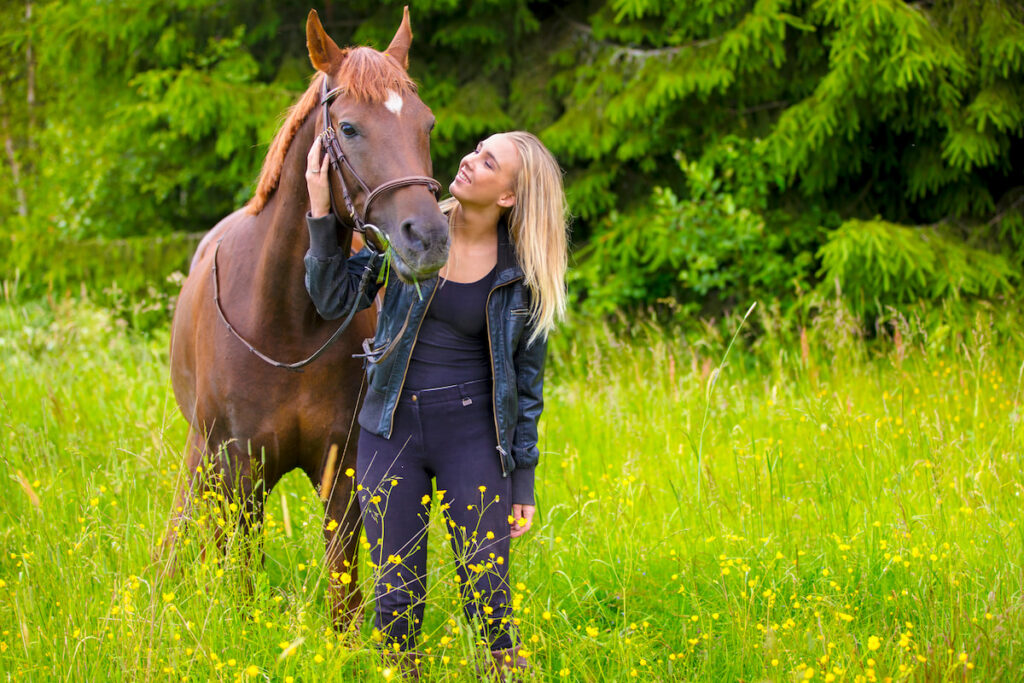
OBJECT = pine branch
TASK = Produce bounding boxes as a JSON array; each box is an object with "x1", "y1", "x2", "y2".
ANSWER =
[
  {"x1": 986, "y1": 190, "x2": 1024, "y2": 228},
  {"x1": 563, "y1": 15, "x2": 720, "y2": 64},
  {"x1": 725, "y1": 100, "x2": 790, "y2": 115}
]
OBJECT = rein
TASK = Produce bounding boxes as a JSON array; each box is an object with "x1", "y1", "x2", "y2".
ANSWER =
[{"x1": 210, "y1": 73, "x2": 440, "y2": 372}]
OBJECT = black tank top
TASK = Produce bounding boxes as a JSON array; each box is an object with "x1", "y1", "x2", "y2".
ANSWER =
[{"x1": 404, "y1": 266, "x2": 496, "y2": 390}]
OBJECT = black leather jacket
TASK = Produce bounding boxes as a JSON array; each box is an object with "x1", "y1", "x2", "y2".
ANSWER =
[{"x1": 304, "y1": 213, "x2": 545, "y2": 505}]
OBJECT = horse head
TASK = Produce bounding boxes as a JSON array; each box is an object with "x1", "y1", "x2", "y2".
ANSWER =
[{"x1": 306, "y1": 8, "x2": 448, "y2": 282}]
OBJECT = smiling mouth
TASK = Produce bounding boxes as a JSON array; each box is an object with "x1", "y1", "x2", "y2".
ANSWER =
[{"x1": 455, "y1": 168, "x2": 470, "y2": 184}]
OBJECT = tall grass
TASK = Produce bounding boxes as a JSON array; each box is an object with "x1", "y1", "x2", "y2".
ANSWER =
[{"x1": 1, "y1": 294, "x2": 1022, "y2": 681}]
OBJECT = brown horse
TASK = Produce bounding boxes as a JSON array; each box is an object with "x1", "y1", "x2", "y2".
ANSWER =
[{"x1": 165, "y1": 8, "x2": 448, "y2": 627}]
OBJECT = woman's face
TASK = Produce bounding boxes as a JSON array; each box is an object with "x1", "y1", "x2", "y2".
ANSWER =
[{"x1": 449, "y1": 133, "x2": 520, "y2": 210}]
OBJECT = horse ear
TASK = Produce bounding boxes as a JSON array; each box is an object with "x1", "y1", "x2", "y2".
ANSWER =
[
  {"x1": 385, "y1": 6, "x2": 412, "y2": 70},
  {"x1": 306, "y1": 9, "x2": 343, "y2": 73}
]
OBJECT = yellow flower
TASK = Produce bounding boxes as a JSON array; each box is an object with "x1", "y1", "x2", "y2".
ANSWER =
[
  {"x1": 478, "y1": 485, "x2": 487, "y2": 493},
  {"x1": 340, "y1": 572, "x2": 352, "y2": 585},
  {"x1": 421, "y1": 494, "x2": 431, "y2": 505},
  {"x1": 867, "y1": 635, "x2": 881, "y2": 651},
  {"x1": 245, "y1": 664, "x2": 259, "y2": 677},
  {"x1": 162, "y1": 592, "x2": 175, "y2": 603},
  {"x1": 585, "y1": 626, "x2": 599, "y2": 637},
  {"x1": 325, "y1": 519, "x2": 339, "y2": 532},
  {"x1": 345, "y1": 468, "x2": 355, "y2": 477},
  {"x1": 837, "y1": 612, "x2": 854, "y2": 622}
]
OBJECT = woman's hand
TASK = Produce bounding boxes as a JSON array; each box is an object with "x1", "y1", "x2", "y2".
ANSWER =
[
  {"x1": 306, "y1": 135, "x2": 331, "y2": 218},
  {"x1": 510, "y1": 504, "x2": 535, "y2": 538}
]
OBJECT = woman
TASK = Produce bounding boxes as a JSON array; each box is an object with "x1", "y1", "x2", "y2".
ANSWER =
[{"x1": 303, "y1": 131, "x2": 568, "y2": 679}]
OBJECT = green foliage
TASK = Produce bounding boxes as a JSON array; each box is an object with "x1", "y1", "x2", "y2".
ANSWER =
[
  {"x1": 19, "y1": 1, "x2": 294, "y2": 238},
  {"x1": 547, "y1": 0, "x2": 1024, "y2": 316},
  {"x1": 818, "y1": 218, "x2": 1018, "y2": 312},
  {"x1": 0, "y1": 226, "x2": 200, "y2": 328},
  {"x1": 1, "y1": 0, "x2": 1023, "y2": 317},
  {"x1": 571, "y1": 137, "x2": 828, "y2": 317}
]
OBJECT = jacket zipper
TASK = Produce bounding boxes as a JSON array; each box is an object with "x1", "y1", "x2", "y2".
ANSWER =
[
  {"x1": 485, "y1": 275, "x2": 523, "y2": 478},
  {"x1": 385, "y1": 277, "x2": 440, "y2": 437}
]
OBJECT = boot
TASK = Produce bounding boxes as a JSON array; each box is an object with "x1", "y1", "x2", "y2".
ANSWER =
[
  {"x1": 382, "y1": 650, "x2": 423, "y2": 681},
  {"x1": 489, "y1": 646, "x2": 532, "y2": 682}
]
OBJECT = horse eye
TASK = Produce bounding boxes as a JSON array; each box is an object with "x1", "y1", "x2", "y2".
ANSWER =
[{"x1": 339, "y1": 123, "x2": 357, "y2": 138}]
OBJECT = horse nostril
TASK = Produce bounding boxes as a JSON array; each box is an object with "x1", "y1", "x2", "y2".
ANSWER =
[
  {"x1": 401, "y1": 217, "x2": 448, "y2": 252},
  {"x1": 400, "y1": 220, "x2": 427, "y2": 252}
]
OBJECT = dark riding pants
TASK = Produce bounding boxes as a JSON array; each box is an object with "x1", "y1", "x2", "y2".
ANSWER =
[{"x1": 356, "y1": 378, "x2": 516, "y2": 652}]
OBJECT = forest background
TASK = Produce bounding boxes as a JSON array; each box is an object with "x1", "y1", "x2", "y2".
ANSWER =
[{"x1": 2, "y1": 0, "x2": 1023, "y2": 326}]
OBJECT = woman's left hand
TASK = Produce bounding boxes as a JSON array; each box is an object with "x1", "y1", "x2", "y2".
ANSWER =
[{"x1": 510, "y1": 504, "x2": 535, "y2": 538}]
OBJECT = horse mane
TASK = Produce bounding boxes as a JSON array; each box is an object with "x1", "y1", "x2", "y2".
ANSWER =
[{"x1": 245, "y1": 47, "x2": 417, "y2": 215}]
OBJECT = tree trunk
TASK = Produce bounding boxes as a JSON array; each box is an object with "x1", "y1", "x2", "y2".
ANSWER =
[
  {"x1": 25, "y1": 0, "x2": 35, "y2": 138},
  {"x1": 0, "y1": 81, "x2": 28, "y2": 217}
]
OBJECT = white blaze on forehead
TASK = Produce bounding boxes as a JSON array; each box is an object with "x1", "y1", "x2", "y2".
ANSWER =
[{"x1": 384, "y1": 90, "x2": 404, "y2": 115}]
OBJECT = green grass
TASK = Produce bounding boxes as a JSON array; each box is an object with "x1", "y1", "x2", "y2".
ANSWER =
[{"x1": 1, "y1": 295, "x2": 1023, "y2": 681}]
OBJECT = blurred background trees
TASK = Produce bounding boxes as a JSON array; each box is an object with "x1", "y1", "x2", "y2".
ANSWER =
[{"x1": 2, "y1": 0, "x2": 1022, "y2": 321}]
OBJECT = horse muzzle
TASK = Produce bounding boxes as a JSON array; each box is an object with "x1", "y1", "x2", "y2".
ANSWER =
[{"x1": 384, "y1": 213, "x2": 449, "y2": 283}]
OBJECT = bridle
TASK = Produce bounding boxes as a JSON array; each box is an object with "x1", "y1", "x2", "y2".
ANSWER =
[
  {"x1": 210, "y1": 73, "x2": 442, "y2": 372},
  {"x1": 318, "y1": 74, "x2": 441, "y2": 250}
]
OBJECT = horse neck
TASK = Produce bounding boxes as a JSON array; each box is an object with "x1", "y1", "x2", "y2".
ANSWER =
[{"x1": 252, "y1": 117, "x2": 352, "y2": 324}]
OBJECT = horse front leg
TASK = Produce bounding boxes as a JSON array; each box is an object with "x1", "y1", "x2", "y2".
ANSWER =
[
  {"x1": 212, "y1": 439, "x2": 268, "y2": 586},
  {"x1": 319, "y1": 442, "x2": 364, "y2": 632},
  {"x1": 164, "y1": 433, "x2": 268, "y2": 580},
  {"x1": 158, "y1": 427, "x2": 211, "y2": 572}
]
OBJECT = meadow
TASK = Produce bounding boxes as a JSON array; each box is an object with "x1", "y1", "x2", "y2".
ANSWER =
[{"x1": 1, "y1": 294, "x2": 1022, "y2": 682}]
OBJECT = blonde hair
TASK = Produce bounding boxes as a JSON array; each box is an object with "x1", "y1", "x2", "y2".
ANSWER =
[
  {"x1": 506, "y1": 131, "x2": 569, "y2": 344},
  {"x1": 440, "y1": 132, "x2": 569, "y2": 345}
]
